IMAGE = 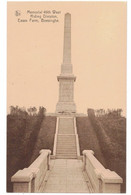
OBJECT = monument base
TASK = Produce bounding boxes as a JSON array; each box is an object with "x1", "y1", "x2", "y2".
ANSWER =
[{"x1": 56, "y1": 101, "x2": 76, "y2": 113}]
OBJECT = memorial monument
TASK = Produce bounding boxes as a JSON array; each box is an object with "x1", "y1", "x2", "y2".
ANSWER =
[{"x1": 56, "y1": 13, "x2": 76, "y2": 113}]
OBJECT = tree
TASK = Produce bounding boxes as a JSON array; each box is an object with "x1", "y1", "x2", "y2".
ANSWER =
[
  {"x1": 38, "y1": 106, "x2": 46, "y2": 118},
  {"x1": 27, "y1": 107, "x2": 33, "y2": 115},
  {"x1": 32, "y1": 107, "x2": 37, "y2": 115}
]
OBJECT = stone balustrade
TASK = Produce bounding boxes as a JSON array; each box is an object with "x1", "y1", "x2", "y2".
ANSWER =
[
  {"x1": 83, "y1": 150, "x2": 123, "y2": 193},
  {"x1": 11, "y1": 149, "x2": 51, "y2": 193}
]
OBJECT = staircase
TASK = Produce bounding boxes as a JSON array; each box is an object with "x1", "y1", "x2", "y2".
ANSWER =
[{"x1": 56, "y1": 117, "x2": 77, "y2": 159}]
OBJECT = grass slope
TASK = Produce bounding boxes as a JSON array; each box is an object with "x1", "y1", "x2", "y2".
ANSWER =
[
  {"x1": 7, "y1": 114, "x2": 43, "y2": 192},
  {"x1": 76, "y1": 115, "x2": 126, "y2": 193},
  {"x1": 98, "y1": 116, "x2": 126, "y2": 150},
  {"x1": 97, "y1": 115, "x2": 126, "y2": 193},
  {"x1": 30, "y1": 116, "x2": 56, "y2": 164},
  {"x1": 76, "y1": 117, "x2": 106, "y2": 167}
]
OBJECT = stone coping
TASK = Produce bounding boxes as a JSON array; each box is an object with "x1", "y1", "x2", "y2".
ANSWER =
[
  {"x1": 11, "y1": 149, "x2": 51, "y2": 183},
  {"x1": 83, "y1": 150, "x2": 123, "y2": 184},
  {"x1": 46, "y1": 112, "x2": 87, "y2": 117},
  {"x1": 11, "y1": 168, "x2": 34, "y2": 182},
  {"x1": 83, "y1": 150, "x2": 105, "y2": 171},
  {"x1": 101, "y1": 170, "x2": 123, "y2": 183},
  {"x1": 57, "y1": 75, "x2": 76, "y2": 81}
]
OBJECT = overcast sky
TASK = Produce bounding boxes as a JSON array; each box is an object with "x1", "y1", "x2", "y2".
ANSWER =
[{"x1": 7, "y1": 2, "x2": 126, "y2": 115}]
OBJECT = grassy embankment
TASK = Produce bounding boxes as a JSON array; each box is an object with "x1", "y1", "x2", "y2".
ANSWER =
[
  {"x1": 7, "y1": 113, "x2": 56, "y2": 192},
  {"x1": 76, "y1": 110, "x2": 126, "y2": 193},
  {"x1": 30, "y1": 116, "x2": 56, "y2": 164},
  {"x1": 97, "y1": 114, "x2": 126, "y2": 193},
  {"x1": 76, "y1": 117, "x2": 106, "y2": 166}
]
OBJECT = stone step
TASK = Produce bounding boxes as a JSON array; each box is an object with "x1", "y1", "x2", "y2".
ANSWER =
[
  {"x1": 56, "y1": 149, "x2": 77, "y2": 151},
  {"x1": 57, "y1": 148, "x2": 76, "y2": 149},
  {"x1": 58, "y1": 133, "x2": 75, "y2": 135},
  {"x1": 57, "y1": 136, "x2": 76, "y2": 138},
  {"x1": 56, "y1": 152, "x2": 77, "y2": 155},
  {"x1": 56, "y1": 149, "x2": 76, "y2": 151},
  {"x1": 57, "y1": 141, "x2": 75, "y2": 142},
  {"x1": 57, "y1": 146, "x2": 76, "y2": 148},
  {"x1": 56, "y1": 146, "x2": 76, "y2": 149},
  {"x1": 56, "y1": 150, "x2": 76, "y2": 152},
  {"x1": 57, "y1": 145, "x2": 76, "y2": 147},
  {"x1": 58, "y1": 131, "x2": 75, "y2": 135},
  {"x1": 57, "y1": 140, "x2": 76, "y2": 142},
  {"x1": 58, "y1": 129, "x2": 74, "y2": 132},
  {"x1": 57, "y1": 144, "x2": 76, "y2": 147},
  {"x1": 57, "y1": 141, "x2": 76, "y2": 143},
  {"x1": 57, "y1": 139, "x2": 76, "y2": 141},
  {"x1": 57, "y1": 144, "x2": 76, "y2": 146},
  {"x1": 57, "y1": 138, "x2": 76, "y2": 141},
  {"x1": 57, "y1": 139, "x2": 76, "y2": 140},
  {"x1": 58, "y1": 135, "x2": 76, "y2": 140},
  {"x1": 57, "y1": 142, "x2": 76, "y2": 144},
  {"x1": 56, "y1": 154, "x2": 77, "y2": 156},
  {"x1": 58, "y1": 129, "x2": 74, "y2": 131},
  {"x1": 56, "y1": 149, "x2": 77, "y2": 152},
  {"x1": 58, "y1": 134, "x2": 75, "y2": 138},
  {"x1": 56, "y1": 151, "x2": 77, "y2": 154},
  {"x1": 56, "y1": 156, "x2": 77, "y2": 159},
  {"x1": 57, "y1": 143, "x2": 76, "y2": 145},
  {"x1": 58, "y1": 130, "x2": 74, "y2": 132},
  {"x1": 56, "y1": 152, "x2": 77, "y2": 154},
  {"x1": 57, "y1": 141, "x2": 76, "y2": 144}
]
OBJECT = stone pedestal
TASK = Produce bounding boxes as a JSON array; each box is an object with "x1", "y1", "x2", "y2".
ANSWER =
[{"x1": 56, "y1": 101, "x2": 76, "y2": 113}]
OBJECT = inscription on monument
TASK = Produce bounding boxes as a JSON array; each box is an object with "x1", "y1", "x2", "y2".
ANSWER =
[{"x1": 60, "y1": 81, "x2": 73, "y2": 102}]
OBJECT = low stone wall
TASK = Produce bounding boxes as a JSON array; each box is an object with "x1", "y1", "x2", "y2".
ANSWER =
[
  {"x1": 53, "y1": 117, "x2": 59, "y2": 156},
  {"x1": 11, "y1": 149, "x2": 51, "y2": 193},
  {"x1": 46, "y1": 112, "x2": 87, "y2": 117},
  {"x1": 83, "y1": 150, "x2": 123, "y2": 193},
  {"x1": 73, "y1": 117, "x2": 80, "y2": 157}
]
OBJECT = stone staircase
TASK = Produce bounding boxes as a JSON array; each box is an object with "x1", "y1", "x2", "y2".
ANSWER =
[{"x1": 56, "y1": 117, "x2": 77, "y2": 159}]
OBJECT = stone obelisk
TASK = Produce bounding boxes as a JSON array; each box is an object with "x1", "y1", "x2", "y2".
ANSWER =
[{"x1": 56, "y1": 13, "x2": 76, "y2": 113}]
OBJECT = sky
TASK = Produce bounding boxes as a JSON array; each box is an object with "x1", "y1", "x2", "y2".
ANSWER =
[{"x1": 7, "y1": 1, "x2": 126, "y2": 115}]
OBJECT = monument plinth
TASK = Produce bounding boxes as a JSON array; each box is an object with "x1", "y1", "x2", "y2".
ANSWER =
[{"x1": 56, "y1": 13, "x2": 76, "y2": 113}]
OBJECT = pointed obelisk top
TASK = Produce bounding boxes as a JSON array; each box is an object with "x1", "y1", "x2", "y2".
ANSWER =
[
  {"x1": 64, "y1": 13, "x2": 71, "y2": 29},
  {"x1": 61, "y1": 13, "x2": 72, "y2": 74}
]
